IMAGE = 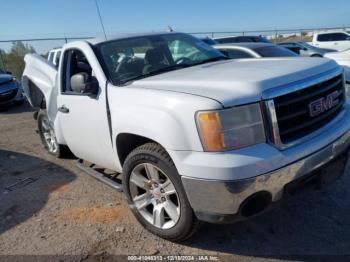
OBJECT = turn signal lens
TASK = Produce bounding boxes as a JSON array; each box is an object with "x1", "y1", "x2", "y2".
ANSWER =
[{"x1": 197, "y1": 112, "x2": 225, "y2": 151}]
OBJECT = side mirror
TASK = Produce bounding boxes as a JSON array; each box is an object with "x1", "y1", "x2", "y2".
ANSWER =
[
  {"x1": 70, "y1": 73, "x2": 99, "y2": 97},
  {"x1": 6, "y1": 71, "x2": 12, "y2": 75}
]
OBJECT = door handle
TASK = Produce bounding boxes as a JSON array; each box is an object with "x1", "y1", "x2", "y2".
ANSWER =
[{"x1": 58, "y1": 105, "x2": 69, "y2": 113}]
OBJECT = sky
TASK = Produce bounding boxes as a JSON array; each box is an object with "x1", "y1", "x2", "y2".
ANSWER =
[{"x1": 0, "y1": 0, "x2": 349, "y2": 53}]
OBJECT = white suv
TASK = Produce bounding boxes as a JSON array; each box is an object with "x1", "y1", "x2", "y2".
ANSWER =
[{"x1": 312, "y1": 31, "x2": 350, "y2": 51}]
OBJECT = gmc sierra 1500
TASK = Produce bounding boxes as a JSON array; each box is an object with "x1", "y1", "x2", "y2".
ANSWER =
[{"x1": 22, "y1": 32, "x2": 350, "y2": 241}]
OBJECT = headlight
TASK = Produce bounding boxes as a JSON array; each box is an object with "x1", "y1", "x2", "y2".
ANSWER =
[{"x1": 196, "y1": 103, "x2": 266, "y2": 151}]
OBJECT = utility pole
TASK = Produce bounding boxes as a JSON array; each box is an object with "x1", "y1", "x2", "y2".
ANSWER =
[{"x1": 94, "y1": 0, "x2": 107, "y2": 40}]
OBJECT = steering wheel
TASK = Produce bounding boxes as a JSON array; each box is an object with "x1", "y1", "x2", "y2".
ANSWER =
[
  {"x1": 115, "y1": 56, "x2": 132, "y2": 74},
  {"x1": 174, "y1": 57, "x2": 192, "y2": 65}
]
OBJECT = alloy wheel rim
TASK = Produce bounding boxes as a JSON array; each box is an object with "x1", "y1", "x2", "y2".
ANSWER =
[
  {"x1": 41, "y1": 118, "x2": 58, "y2": 154},
  {"x1": 129, "y1": 163, "x2": 180, "y2": 229}
]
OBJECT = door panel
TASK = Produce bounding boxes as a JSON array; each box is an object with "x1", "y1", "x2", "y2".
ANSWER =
[{"x1": 57, "y1": 44, "x2": 117, "y2": 170}]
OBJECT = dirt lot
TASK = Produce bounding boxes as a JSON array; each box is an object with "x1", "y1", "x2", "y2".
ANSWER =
[{"x1": 1, "y1": 103, "x2": 350, "y2": 261}]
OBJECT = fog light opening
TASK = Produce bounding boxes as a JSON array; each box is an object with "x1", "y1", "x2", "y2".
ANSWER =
[{"x1": 240, "y1": 191, "x2": 272, "y2": 217}]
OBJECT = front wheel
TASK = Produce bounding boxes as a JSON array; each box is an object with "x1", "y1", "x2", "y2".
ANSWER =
[
  {"x1": 123, "y1": 143, "x2": 201, "y2": 241},
  {"x1": 37, "y1": 110, "x2": 72, "y2": 158}
]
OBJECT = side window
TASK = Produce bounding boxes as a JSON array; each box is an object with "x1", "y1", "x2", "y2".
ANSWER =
[
  {"x1": 317, "y1": 34, "x2": 332, "y2": 42},
  {"x1": 48, "y1": 52, "x2": 54, "y2": 63},
  {"x1": 54, "y1": 51, "x2": 61, "y2": 67},
  {"x1": 225, "y1": 49, "x2": 253, "y2": 59},
  {"x1": 61, "y1": 49, "x2": 93, "y2": 94},
  {"x1": 332, "y1": 33, "x2": 348, "y2": 41}
]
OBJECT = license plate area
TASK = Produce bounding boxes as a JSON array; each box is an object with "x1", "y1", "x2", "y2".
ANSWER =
[{"x1": 284, "y1": 152, "x2": 348, "y2": 196}]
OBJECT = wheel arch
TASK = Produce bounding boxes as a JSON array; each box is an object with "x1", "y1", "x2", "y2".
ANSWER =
[{"x1": 116, "y1": 133, "x2": 166, "y2": 167}]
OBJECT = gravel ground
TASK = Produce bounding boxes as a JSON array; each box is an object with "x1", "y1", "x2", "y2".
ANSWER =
[{"x1": 1, "y1": 102, "x2": 350, "y2": 261}]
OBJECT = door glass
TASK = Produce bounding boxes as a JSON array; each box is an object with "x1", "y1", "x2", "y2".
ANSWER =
[
  {"x1": 48, "y1": 52, "x2": 54, "y2": 63},
  {"x1": 62, "y1": 49, "x2": 93, "y2": 94},
  {"x1": 54, "y1": 51, "x2": 61, "y2": 67},
  {"x1": 331, "y1": 33, "x2": 348, "y2": 41},
  {"x1": 317, "y1": 34, "x2": 332, "y2": 42}
]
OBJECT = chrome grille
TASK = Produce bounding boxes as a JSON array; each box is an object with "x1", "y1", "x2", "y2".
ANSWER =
[{"x1": 273, "y1": 74, "x2": 345, "y2": 144}]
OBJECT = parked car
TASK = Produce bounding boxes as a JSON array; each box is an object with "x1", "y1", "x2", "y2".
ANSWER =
[
  {"x1": 312, "y1": 31, "x2": 350, "y2": 51},
  {"x1": 22, "y1": 32, "x2": 350, "y2": 241},
  {"x1": 47, "y1": 48, "x2": 62, "y2": 67},
  {"x1": 324, "y1": 49, "x2": 350, "y2": 83},
  {"x1": 0, "y1": 69, "x2": 24, "y2": 108},
  {"x1": 199, "y1": 37, "x2": 218, "y2": 46},
  {"x1": 214, "y1": 42, "x2": 297, "y2": 59},
  {"x1": 278, "y1": 41, "x2": 336, "y2": 57},
  {"x1": 214, "y1": 35, "x2": 272, "y2": 44}
]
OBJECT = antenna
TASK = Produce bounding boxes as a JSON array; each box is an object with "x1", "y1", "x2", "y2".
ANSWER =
[{"x1": 94, "y1": 0, "x2": 107, "y2": 40}]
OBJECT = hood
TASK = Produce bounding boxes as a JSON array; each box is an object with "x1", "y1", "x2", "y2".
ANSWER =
[
  {"x1": 0, "y1": 74, "x2": 14, "y2": 85},
  {"x1": 132, "y1": 57, "x2": 339, "y2": 107},
  {"x1": 0, "y1": 74, "x2": 18, "y2": 93}
]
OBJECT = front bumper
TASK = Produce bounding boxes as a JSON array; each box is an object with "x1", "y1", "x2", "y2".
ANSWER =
[
  {"x1": 0, "y1": 86, "x2": 24, "y2": 106},
  {"x1": 181, "y1": 127, "x2": 350, "y2": 223}
]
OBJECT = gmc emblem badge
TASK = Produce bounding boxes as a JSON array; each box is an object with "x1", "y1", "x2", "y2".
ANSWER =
[{"x1": 308, "y1": 90, "x2": 339, "y2": 117}]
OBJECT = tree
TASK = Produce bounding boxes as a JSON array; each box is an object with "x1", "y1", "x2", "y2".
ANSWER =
[
  {"x1": 3, "y1": 41, "x2": 36, "y2": 79},
  {"x1": 0, "y1": 49, "x2": 6, "y2": 71}
]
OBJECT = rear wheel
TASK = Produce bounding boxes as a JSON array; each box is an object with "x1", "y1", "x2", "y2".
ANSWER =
[
  {"x1": 123, "y1": 143, "x2": 201, "y2": 241},
  {"x1": 37, "y1": 110, "x2": 72, "y2": 158}
]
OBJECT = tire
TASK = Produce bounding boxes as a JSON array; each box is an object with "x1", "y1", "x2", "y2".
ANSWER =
[
  {"x1": 37, "y1": 109, "x2": 72, "y2": 158},
  {"x1": 123, "y1": 143, "x2": 201, "y2": 241},
  {"x1": 13, "y1": 99, "x2": 24, "y2": 106}
]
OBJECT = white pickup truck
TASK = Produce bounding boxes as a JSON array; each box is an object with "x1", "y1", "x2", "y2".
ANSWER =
[{"x1": 22, "y1": 32, "x2": 350, "y2": 241}]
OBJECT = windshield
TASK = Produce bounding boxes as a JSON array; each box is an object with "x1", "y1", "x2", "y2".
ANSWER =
[
  {"x1": 96, "y1": 33, "x2": 225, "y2": 85},
  {"x1": 298, "y1": 42, "x2": 313, "y2": 49},
  {"x1": 254, "y1": 46, "x2": 298, "y2": 57},
  {"x1": 201, "y1": 38, "x2": 218, "y2": 45},
  {"x1": 251, "y1": 36, "x2": 271, "y2": 43}
]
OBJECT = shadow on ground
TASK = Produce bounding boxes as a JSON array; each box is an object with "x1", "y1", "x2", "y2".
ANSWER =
[
  {"x1": 0, "y1": 101, "x2": 33, "y2": 114},
  {"x1": 184, "y1": 165, "x2": 350, "y2": 260},
  {"x1": 0, "y1": 150, "x2": 76, "y2": 234}
]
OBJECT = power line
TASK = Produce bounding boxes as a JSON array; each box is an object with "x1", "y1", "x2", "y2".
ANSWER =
[{"x1": 94, "y1": 0, "x2": 107, "y2": 40}]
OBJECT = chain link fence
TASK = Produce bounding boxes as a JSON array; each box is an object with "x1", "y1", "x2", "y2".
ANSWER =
[
  {"x1": 191, "y1": 26, "x2": 350, "y2": 43},
  {"x1": 0, "y1": 26, "x2": 349, "y2": 77}
]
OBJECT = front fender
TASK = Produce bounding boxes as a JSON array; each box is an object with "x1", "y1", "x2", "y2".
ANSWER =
[{"x1": 109, "y1": 86, "x2": 222, "y2": 154}]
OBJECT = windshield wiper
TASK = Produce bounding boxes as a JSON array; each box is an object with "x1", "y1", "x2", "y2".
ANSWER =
[
  {"x1": 116, "y1": 56, "x2": 227, "y2": 85},
  {"x1": 117, "y1": 64, "x2": 192, "y2": 85},
  {"x1": 192, "y1": 56, "x2": 228, "y2": 66}
]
